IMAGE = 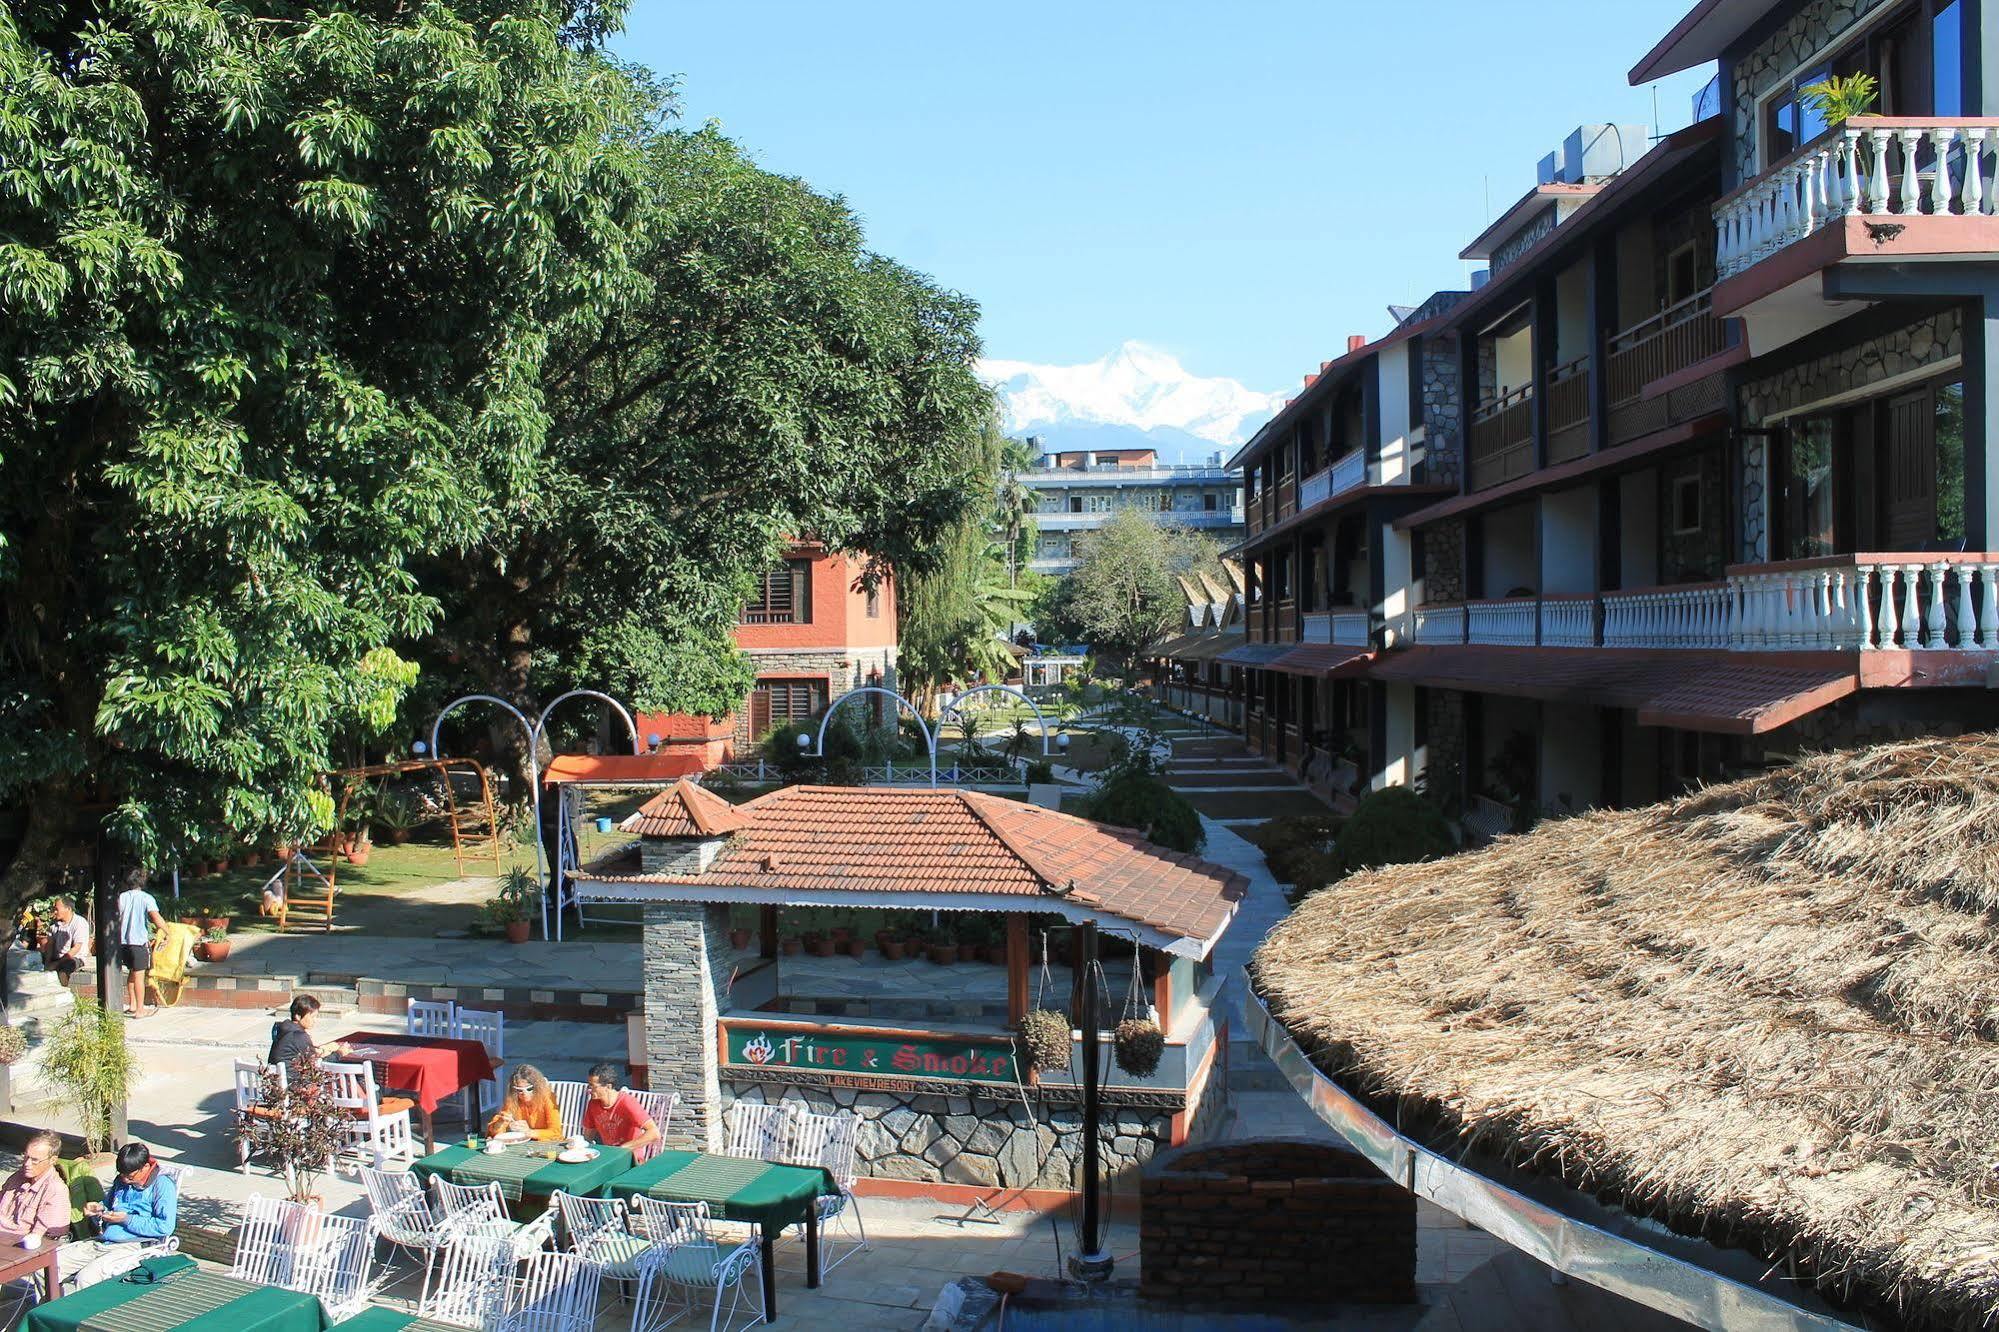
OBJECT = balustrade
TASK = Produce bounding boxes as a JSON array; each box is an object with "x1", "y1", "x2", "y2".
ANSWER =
[
  {"x1": 1465, "y1": 598, "x2": 1538, "y2": 646},
  {"x1": 1331, "y1": 611, "x2": 1369, "y2": 647},
  {"x1": 1413, "y1": 604, "x2": 1466, "y2": 645},
  {"x1": 1468, "y1": 385, "x2": 1534, "y2": 491},
  {"x1": 1714, "y1": 118, "x2": 1999, "y2": 279},
  {"x1": 1538, "y1": 596, "x2": 1597, "y2": 647},
  {"x1": 1606, "y1": 291, "x2": 1726, "y2": 405},
  {"x1": 1728, "y1": 556, "x2": 1999, "y2": 651},
  {"x1": 1601, "y1": 582, "x2": 1732, "y2": 648}
]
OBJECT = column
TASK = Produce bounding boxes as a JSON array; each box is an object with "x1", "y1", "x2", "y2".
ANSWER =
[
  {"x1": 642, "y1": 901, "x2": 733, "y2": 1151},
  {"x1": 1969, "y1": 292, "x2": 1999, "y2": 550}
]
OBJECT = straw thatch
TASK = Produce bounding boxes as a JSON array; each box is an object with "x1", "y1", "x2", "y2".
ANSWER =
[{"x1": 1252, "y1": 736, "x2": 1999, "y2": 1329}]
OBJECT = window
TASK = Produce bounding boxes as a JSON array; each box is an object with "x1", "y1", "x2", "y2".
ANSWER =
[
  {"x1": 1671, "y1": 474, "x2": 1703, "y2": 534},
  {"x1": 1203, "y1": 493, "x2": 1219, "y2": 512},
  {"x1": 1665, "y1": 242, "x2": 1700, "y2": 306},
  {"x1": 1158, "y1": 492, "x2": 1173, "y2": 512},
  {"x1": 865, "y1": 584, "x2": 881, "y2": 619},
  {"x1": 1068, "y1": 495, "x2": 1084, "y2": 513},
  {"x1": 749, "y1": 679, "x2": 826, "y2": 740},
  {"x1": 1780, "y1": 419, "x2": 1837, "y2": 559},
  {"x1": 1761, "y1": 1, "x2": 1956, "y2": 166},
  {"x1": 1088, "y1": 495, "x2": 1112, "y2": 513},
  {"x1": 1763, "y1": 59, "x2": 1832, "y2": 163},
  {"x1": 744, "y1": 560, "x2": 812, "y2": 624}
]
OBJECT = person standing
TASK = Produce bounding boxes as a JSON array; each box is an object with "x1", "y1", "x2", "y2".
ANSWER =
[
  {"x1": 41, "y1": 897, "x2": 90, "y2": 986},
  {"x1": 116, "y1": 878, "x2": 166, "y2": 1019}
]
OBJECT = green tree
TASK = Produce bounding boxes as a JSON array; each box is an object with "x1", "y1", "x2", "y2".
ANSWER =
[
  {"x1": 424, "y1": 124, "x2": 992, "y2": 740},
  {"x1": 996, "y1": 436, "x2": 1041, "y2": 588},
  {"x1": 1066, "y1": 509, "x2": 1220, "y2": 678},
  {"x1": 0, "y1": 0, "x2": 647, "y2": 907}
]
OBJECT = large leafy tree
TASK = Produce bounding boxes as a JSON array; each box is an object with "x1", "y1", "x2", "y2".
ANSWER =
[
  {"x1": 423, "y1": 125, "x2": 992, "y2": 734},
  {"x1": 1068, "y1": 509, "x2": 1220, "y2": 676},
  {"x1": 0, "y1": 0, "x2": 648, "y2": 906}
]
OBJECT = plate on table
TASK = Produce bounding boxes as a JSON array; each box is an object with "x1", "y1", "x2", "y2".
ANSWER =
[
  {"x1": 490, "y1": 1131, "x2": 532, "y2": 1145},
  {"x1": 557, "y1": 1147, "x2": 598, "y2": 1164}
]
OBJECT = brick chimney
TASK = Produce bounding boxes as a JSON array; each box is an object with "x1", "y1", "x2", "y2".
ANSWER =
[{"x1": 1347, "y1": 334, "x2": 1366, "y2": 353}]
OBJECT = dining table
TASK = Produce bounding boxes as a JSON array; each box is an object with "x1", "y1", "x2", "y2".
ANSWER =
[
  {"x1": 23, "y1": 1254, "x2": 330, "y2": 1332},
  {"x1": 409, "y1": 1141, "x2": 635, "y2": 1208},
  {"x1": 326, "y1": 1311, "x2": 461, "y2": 1331},
  {"x1": 600, "y1": 1150, "x2": 834, "y2": 1323},
  {"x1": 331, "y1": 1032, "x2": 497, "y2": 1153},
  {"x1": 0, "y1": 1233, "x2": 59, "y2": 1307}
]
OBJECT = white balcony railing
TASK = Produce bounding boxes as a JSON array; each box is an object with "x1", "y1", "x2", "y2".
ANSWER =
[
  {"x1": 1714, "y1": 117, "x2": 1999, "y2": 279},
  {"x1": 1539, "y1": 597, "x2": 1597, "y2": 647},
  {"x1": 1465, "y1": 599, "x2": 1537, "y2": 646},
  {"x1": 1331, "y1": 611, "x2": 1369, "y2": 646},
  {"x1": 1729, "y1": 556, "x2": 1999, "y2": 651},
  {"x1": 1603, "y1": 582, "x2": 1732, "y2": 648},
  {"x1": 1413, "y1": 604, "x2": 1466, "y2": 645},
  {"x1": 1331, "y1": 449, "x2": 1366, "y2": 497},
  {"x1": 1299, "y1": 468, "x2": 1331, "y2": 511}
]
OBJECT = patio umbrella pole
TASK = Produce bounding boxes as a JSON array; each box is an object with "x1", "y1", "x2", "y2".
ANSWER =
[{"x1": 1069, "y1": 918, "x2": 1112, "y2": 1281}]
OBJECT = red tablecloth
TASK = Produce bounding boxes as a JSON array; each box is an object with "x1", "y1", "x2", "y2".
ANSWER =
[{"x1": 335, "y1": 1032, "x2": 496, "y2": 1116}]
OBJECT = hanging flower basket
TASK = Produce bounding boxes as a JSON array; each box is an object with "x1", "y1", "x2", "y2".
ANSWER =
[
  {"x1": 1113, "y1": 1018, "x2": 1165, "y2": 1079},
  {"x1": 0, "y1": 1026, "x2": 26, "y2": 1067},
  {"x1": 1017, "y1": 1009, "x2": 1072, "y2": 1071}
]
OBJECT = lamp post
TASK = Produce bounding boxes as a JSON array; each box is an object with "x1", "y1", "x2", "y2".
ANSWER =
[
  {"x1": 794, "y1": 684, "x2": 1068, "y2": 787},
  {"x1": 429, "y1": 689, "x2": 642, "y2": 940}
]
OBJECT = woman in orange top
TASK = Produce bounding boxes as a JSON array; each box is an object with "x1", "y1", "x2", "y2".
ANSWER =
[{"x1": 485, "y1": 1063, "x2": 563, "y2": 1141}]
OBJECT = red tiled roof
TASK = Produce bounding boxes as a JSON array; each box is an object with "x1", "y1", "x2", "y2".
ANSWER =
[
  {"x1": 584, "y1": 786, "x2": 1246, "y2": 949},
  {"x1": 1366, "y1": 646, "x2": 1857, "y2": 734},
  {"x1": 621, "y1": 780, "x2": 753, "y2": 838},
  {"x1": 1267, "y1": 645, "x2": 1373, "y2": 678},
  {"x1": 541, "y1": 753, "x2": 709, "y2": 785}
]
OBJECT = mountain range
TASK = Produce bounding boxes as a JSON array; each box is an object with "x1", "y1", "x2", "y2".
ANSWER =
[{"x1": 980, "y1": 342, "x2": 1281, "y2": 463}]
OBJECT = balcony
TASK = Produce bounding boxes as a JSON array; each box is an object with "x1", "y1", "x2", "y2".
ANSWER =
[
  {"x1": 1544, "y1": 356, "x2": 1590, "y2": 465},
  {"x1": 1713, "y1": 118, "x2": 1999, "y2": 281},
  {"x1": 1468, "y1": 385, "x2": 1533, "y2": 492},
  {"x1": 1405, "y1": 554, "x2": 1999, "y2": 653},
  {"x1": 1303, "y1": 607, "x2": 1370, "y2": 647}
]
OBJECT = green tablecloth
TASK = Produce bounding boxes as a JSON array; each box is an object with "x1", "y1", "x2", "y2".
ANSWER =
[
  {"x1": 24, "y1": 1255, "x2": 330, "y2": 1332},
  {"x1": 600, "y1": 1151, "x2": 833, "y2": 1232},
  {"x1": 410, "y1": 1142, "x2": 634, "y2": 1202}
]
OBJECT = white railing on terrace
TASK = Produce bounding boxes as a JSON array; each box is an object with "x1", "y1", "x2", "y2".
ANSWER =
[
  {"x1": 1331, "y1": 449, "x2": 1366, "y2": 497},
  {"x1": 1413, "y1": 604, "x2": 1465, "y2": 645},
  {"x1": 1298, "y1": 468, "x2": 1331, "y2": 510},
  {"x1": 1602, "y1": 583, "x2": 1732, "y2": 648},
  {"x1": 1729, "y1": 555, "x2": 1999, "y2": 651},
  {"x1": 1539, "y1": 596, "x2": 1597, "y2": 647},
  {"x1": 1714, "y1": 117, "x2": 1999, "y2": 279},
  {"x1": 1466, "y1": 599, "x2": 1537, "y2": 646},
  {"x1": 1332, "y1": 611, "x2": 1369, "y2": 646}
]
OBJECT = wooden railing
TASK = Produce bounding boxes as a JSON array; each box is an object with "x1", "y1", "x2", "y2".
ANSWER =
[
  {"x1": 1545, "y1": 355, "x2": 1591, "y2": 465},
  {"x1": 1468, "y1": 384, "x2": 1534, "y2": 491},
  {"x1": 1606, "y1": 290, "x2": 1726, "y2": 406}
]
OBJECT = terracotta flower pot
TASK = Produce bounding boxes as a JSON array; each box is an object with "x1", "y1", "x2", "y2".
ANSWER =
[
  {"x1": 780, "y1": 938, "x2": 802, "y2": 957},
  {"x1": 874, "y1": 931, "x2": 896, "y2": 951},
  {"x1": 879, "y1": 939, "x2": 906, "y2": 961},
  {"x1": 807, "y1": 938, "x2": 835, "y2": 958},
  {"x1": 981, "y1": 944, "x2": 1007, "y2": 965},
  {"x1": 386, "y1": 828, "x2": 413, "y2": 845},
  {"x1": 274, "y1": 844, "x2": 295, "y2": 863},
  {"x1": 195, "y1": 939, "x2": 231, "y2": 962},
  {"x1": 504, "y1": 921, "x2": 531, "y2": 944},
  {"x1": 346, "y1": 839, "x2": 372, "y2": 867},
  {"x1": 212, "y1": 858, "x2": 231, "y2": 875},
  {"x1": 201, "y1": 915, "x2": 231, "y2": 932},
  {"x1": 846, "y1": 938, "x2": 868, "y2": 959},
  {"x1": 729, "y1": 928, "x2": 753, "y2": 950},
  {"x1": 927, "y1": 943, "x2": 956, "y2": 966},
  {"x1": 178, "y1": 915, "x2": 203, "y2": 928},
  {"x1": 829, "y1": 927, "x2": 853, "y2": 946},
  {"x1": 240, "y1": 849, "x2": 262, "y2": 868}
]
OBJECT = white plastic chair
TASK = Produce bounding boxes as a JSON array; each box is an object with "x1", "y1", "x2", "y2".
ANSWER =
[
  {"x1": 494, "y1": 1249, "x2": 601, "y2": 1332},
  {"x1": 233, "y1": 1057, "x2": 287, "y2": 1173},
  {"x1": 321, "y1": 1058, "x2": 416, "y2": 1168},
  {"x1": 454, "y1": 1007, "x2": 506, "y2": 1116},
  {"x1": 623, "y1": 1088, "x2": 677, "y2": 1139},
  {"x1": 230, "y1": 1196, "x2": 377, "y2": 1320},
  {"x1": 361, "y1": 1166, "x2": 453, "y2": 1308},
  {"x1": 630, "y1": 1197, "x2": 763, "y2": 1332},
  {"x1": 420, "y1": 1231, "x2": 513, "y2": 1328},
  {"x1": 407, "y1": 997, "x2": 457, "y2": 1038},
  {"x1": 547, "y1": 1080, "x2": 589, "y2": 1138}
]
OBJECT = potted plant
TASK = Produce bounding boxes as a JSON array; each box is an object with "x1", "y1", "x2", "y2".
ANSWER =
[
  {"x1": 373, "y1": 792, "x2": 417, "y2": 845},
  {"x1": 1113, "y1": 1017, "x2": 1165, "y2": 1078},
  {"x1": 237, "y1": 1057, "x2": 348, "y2": 1208},
  {"x1": 805, "y1": 932, "x2": 835, "y2": 959},
  {"x1": 41, "y1": 1002, "x2": 135, "y2": 1159},
  {"x1": 829, "y1": 925, "x2": 853, "y2": 947},
  {"x1": 779, "y1": 935, "x2": 802, "y2": 958},
  {"x1": 483, "y1": 867, "x2": 537, "y2": 944},
  {"x1": 878, "y1": 934, "x2": 906, "y2": 962},
  {"x1": 200, "y1": 897, "x2": 234, "y2": 932},
  {"x1": 1016, "y1": 1008, "x2": 1072, "y2": 1073},
  {"x1": 926, "y1": 933, "x2": 957, "y2": 966},
  {"x1": 845, "y1": 934, "x2": 868, "y2": 959},
  {"x1": 196, "y1": 926, "x2": 231, "y2": 963},
  {"x1": 729, "y1": 926, "x2": 754, "y2": 951},
  {"x1": 344, "y1": 824, "x2": 373, "y2": 867},
  {"x1": 274, "y1": 842, "x2": 296, "y2": 863}
]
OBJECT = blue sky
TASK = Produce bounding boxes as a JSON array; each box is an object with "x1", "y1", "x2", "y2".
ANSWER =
[{"x1": 613, "y1": 1, "x2": 1715, "y2": 395}]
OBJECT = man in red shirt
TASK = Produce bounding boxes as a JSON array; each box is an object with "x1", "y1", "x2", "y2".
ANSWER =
[{"x1": 582, "y1": 1063, "x2": 661, "y2": 1160}]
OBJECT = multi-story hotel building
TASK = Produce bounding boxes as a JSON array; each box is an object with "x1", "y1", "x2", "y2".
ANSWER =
[
  {"x1": 1022, "y1": 446, "x2": 1244, "y2": 574},
  {"x1": 1171, "y1": 0, "x2": 1999, "y2": 827}
]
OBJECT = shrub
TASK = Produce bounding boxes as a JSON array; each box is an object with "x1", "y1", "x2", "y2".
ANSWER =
[
  {"x1": 1024, "y1": 759, "x2": 1056, "y2": 785},
  {"x1": 42, "y1": 1002, "x2": 135, "y2": 1154},
  {"x1": 1078, "y1": 770, "x2": 1203, "y2": 853},
  {"x1": 1334, "y1": 786, "x2": 1456, "y2": 877},
  {"x1": 0, "y1": 1026, "x2": 26, "y2": 1066},
  {"x1": 1113, "y1": 1018, "x2": 1164, "y2": 1078}
]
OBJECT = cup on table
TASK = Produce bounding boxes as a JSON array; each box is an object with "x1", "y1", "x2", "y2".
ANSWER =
[
  {"x1": 485, "y1": 1138, "x2": 506, "y2": 1155},
  {"x1": 566, "y1": 1135, "x2": 587, "y2": 1153},
  {"x1": 20, "y1": 1233, "x2": 40, "y2": 1251}
]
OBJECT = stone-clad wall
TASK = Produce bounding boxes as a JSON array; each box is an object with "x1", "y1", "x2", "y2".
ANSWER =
[
  {"x1": 1139, "y1": 1138, "x2": 1417, "y2": 1306},
  {"x1": 1728, "y1": 0, "x2": 1898, "y2": 181},
  {"x1": 1736, "y1": 309, "x2": 1963, "y2": 561},
  {"x1": 722, "y1": 1078, "x2": 1181, "y2": 1192},
  {"x1": 1420, "y1": 334, "x2": 1463, "y2": 488},
  {"x1": 1490, "y1": 210, "x2": 1558, "y2": 276},
  {"x1": 642, "y1": 902, "x2": 733, "y2": 1151},
  {"x1": 730, "y1": 647, "x2": 898, "y2": 748}
]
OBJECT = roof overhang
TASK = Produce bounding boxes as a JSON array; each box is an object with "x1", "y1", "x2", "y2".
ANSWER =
[
  {"x1": 1630, "y1": 0, "x2": 1769, "y2": 84},
  {"x1": 1459, "y1": 184, "x2": 1598, "y2": 262},
  {"x1": 1268, "y1": 644, "x2": 1374, "y2": 678},
  {"x1": 569, "y1": 876, "x2": 1234, "y2": 961}
]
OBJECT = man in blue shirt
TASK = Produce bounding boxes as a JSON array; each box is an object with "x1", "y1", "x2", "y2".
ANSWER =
[
  {"x1": 86, "y1": 1143, "x2": 176, "y2": 1243},
  {"x1": 115, "y1": 877, "x2": 165, "y2": 1019}
]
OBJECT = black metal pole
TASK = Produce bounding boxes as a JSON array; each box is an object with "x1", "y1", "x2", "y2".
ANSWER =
[{"x1": 1070, "y1": 918, "x2": 1113, "y2": 1281}]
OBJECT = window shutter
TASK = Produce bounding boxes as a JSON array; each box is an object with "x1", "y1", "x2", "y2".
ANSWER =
[
  {"x1": 791, "y1": 561, "x2": 812, "y2": 623},
  {"x1": 749, "y1": 689, "x2": 772, "y2": 739}
]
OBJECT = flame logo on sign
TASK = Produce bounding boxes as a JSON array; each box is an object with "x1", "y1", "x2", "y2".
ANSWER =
[{"x1": 741, "y1": 1034, "x2": 776, "y2": 1065}]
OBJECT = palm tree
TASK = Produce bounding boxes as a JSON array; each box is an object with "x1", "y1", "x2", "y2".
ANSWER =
[{"x1": 996, "y1": 437, "x2": 1041, "y2": 590}]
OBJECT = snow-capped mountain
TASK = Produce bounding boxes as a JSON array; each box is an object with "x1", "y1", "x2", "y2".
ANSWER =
[{"x1": 980, "y1": 342, "x2": 1281, "y2": 463}]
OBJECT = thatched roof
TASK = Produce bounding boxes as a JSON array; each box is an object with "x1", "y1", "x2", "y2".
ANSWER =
[{"x1": 1252, "y1": 736, "x2": 1999, "y2": 1329}]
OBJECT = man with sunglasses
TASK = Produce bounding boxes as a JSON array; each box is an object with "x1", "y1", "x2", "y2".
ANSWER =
[{"x1": 0, "y1": 1131, "x2": 70, "y2": 1245}]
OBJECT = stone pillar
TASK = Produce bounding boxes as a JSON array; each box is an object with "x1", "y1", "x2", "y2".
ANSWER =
[{"x1": 642, "y1": 901, "x2": 732, "y2": 1150}]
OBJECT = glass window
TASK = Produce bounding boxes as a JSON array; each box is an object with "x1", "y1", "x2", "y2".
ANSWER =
[
  {"x1": 1934, "y1": 1, "x2": 1962, "y2": 116},
  {"x1": 1936, "y1": 379, "x2": 1966, "y2": 543},
  {"x1": 1765, "y1": 61, "x2": 1831, "y2": 163},
  {"x1": 1783, "y1": 419, "x2": 1837, "y2": 559},
  {"x1": 1203, "y1": 493, "x2": 1219, "y2": 512},
  {"x1": 1068, "y1": 495, "x2": 1083, "y2": 513}
]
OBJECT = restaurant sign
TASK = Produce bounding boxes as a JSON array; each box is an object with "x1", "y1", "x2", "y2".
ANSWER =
[{"x1": 724, "y1": 1026, "x2": 1019, "y2": 1086}]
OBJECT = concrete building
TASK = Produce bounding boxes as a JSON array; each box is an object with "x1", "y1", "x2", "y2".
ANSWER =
[{"x1": 1021, "y1": 446, "x2": 1244, "y2": 574}]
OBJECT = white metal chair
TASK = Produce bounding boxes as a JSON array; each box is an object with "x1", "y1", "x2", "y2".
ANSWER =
[
  {"x1": 230, "y1": 1195, "x2": 377, "y2": 1320},
  {"x1": 72, "y1": 1161, "x2": 191, "y2": 1285},
  {"x1": 795, "y1": 1110, "x2": 868, "y2": 1271},
  {"x1": 407, "y1": 997, "x2": 457, "y2": 1038},
  {"x1": 548, "y1": 1080, "x2": 589, "y2": 1137},
  {"x1": 720, "y1": 1102, "x2": 787, "y2": 1162},
  {"x1": 233, "y1": 1057, "x2": 287, "y2": 1173},
  {"x1": 454, "y1": 1007, "x2": 506, "y2": 1116},
  {"x1": 361, "y1": 1166, "x2": 454, "y2": 1308},
  {"x1": 429, "y1": 1178, "x2": 554, "y2": 1260},
  {"x1": 495, "y1": 1249, "x2": 601, "y2": 1332},
  {"x1": 551, "y1": 1191, "x2": 668, "y2": 1326},
  {"x1": 623, "y1": 1087, "x2": 677, "y2": 1138},
  {"x1": 420, "y1": 1231, "x2": 514, "y2": 1328},
  {"x1": 322, "y1": 1058, "x2": 416, "y2": 1169},
  {"x1": 630, "y1": 1197, "x2": 763, "y2": 1332}
]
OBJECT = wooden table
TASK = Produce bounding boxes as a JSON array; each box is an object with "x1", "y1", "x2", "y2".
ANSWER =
[
  {"x1": 601, "y1": 1151, "x2": 833, "y2": 1322},
  {"x1": 333, "y1": 1032, "x2": 497, "y2": 1152},
  {"x1": 24, "y1": 1254, "x2": 330, "y2": 1331},
  {"x1": 0, "y1": 1235, "x2": 58, "y2": 1308}
]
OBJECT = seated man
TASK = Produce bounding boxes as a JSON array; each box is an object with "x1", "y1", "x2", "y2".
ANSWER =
[
  {"x1": 0, "y1": 1131, "x2": 71, "y2": 1242},
  {"x1": 61, "y1": 1142, "x2": 178, "y2": 1289},
  {"x1": 581, "y1": 1063, "x2": 661, "y2": 1160},
  {"x1": 266, "y1": 994, "x2": 350, "y2": 1068}
]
